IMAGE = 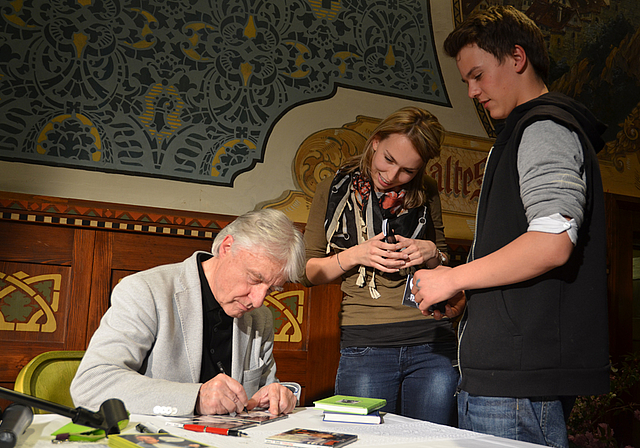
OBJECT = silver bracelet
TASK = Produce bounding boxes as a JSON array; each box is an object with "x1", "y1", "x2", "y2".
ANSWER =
[{"x1": 336, "y1": 252, "x2": 347, "y2": 272}]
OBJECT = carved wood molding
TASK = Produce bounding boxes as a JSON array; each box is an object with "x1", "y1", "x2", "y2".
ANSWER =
[{"x1": 0, "y1": 191, "x2": 237, "y2": 239}]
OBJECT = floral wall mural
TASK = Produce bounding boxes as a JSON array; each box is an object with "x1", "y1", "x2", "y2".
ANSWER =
[{"x1": 0, "y1": 0, "x2": 448, "y2": 186}]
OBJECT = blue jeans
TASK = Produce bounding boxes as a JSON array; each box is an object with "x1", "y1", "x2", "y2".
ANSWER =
[
  {"x1": 335, "y1": 343, "x2": 459, "y2": 425},
  {"x1": 457, "y1": 390, "x2": 576, "y2": 448}
]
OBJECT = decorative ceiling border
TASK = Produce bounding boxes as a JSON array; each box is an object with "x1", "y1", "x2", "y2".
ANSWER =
[{"x1": 0, "y1": 191, "x2": 237, "y2": 239}]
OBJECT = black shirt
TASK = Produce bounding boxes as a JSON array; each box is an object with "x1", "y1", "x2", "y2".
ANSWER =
[{"x1": 197, "y1": 253, "x2": 233, "y2": 383}]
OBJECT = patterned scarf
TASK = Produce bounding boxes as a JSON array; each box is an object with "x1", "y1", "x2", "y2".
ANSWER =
[
  {"x1": 351, "y1": 172, "x2": 406, "y2": 218},
  {"x1": 324, "y1": 170, "x2": 429, "y2": 298}
]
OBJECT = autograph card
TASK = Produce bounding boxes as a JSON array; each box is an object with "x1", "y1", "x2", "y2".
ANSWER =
[{"x1": 402, "y1": 273, "x2": 418, "y2": 308}]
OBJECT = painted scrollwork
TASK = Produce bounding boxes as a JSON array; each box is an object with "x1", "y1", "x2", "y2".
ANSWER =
[{"x1": 0, "y1": 0, "x2": 447, "y2": 186}]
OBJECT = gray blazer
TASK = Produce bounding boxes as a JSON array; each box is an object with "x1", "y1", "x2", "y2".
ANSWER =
[{"x1": 70, "y1": 252, "x2": 278, "y2": 416}]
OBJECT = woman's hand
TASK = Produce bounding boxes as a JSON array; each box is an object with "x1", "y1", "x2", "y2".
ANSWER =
[
  {"x1": 306, "y1": 232, "x2": 407, "y2": 284},
  {"x1": 340, "y1": 232, "x2": 408, "y2": 273},
  {"x1": 393, "y1": 235, "x2": 441, "y2": 268},
  {"x1": 306, "y1": 232, "x2": 444, "y2": 285}
]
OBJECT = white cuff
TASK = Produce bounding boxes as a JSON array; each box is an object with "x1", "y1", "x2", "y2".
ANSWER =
[
  {"x1": 280, "y1": 382, "x2": 301, "y2": 404},
  {"x1": 528, "y1": 213, "x2": 578, "y2": 245}
]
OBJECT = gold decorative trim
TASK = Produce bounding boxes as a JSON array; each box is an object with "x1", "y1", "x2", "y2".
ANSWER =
[
  {"x1": 266, "y1": 290, "x2": 305, "y2": 343},
  {"x1": 0, "y1": 191, "x2": 238, "y2": 238},
  {"x1": 0, "y1": 271, "x2": 62, "y2": 333}
]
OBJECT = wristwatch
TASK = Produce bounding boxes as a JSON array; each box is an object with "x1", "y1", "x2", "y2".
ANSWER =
[{"x1": 436, "y1": 249, "x2": 447, "y2": 266}]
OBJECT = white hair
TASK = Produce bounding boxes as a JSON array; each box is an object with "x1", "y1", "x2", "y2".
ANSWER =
[{"x1": 211, "y1": 209, "x2": 305, "y2": 283}]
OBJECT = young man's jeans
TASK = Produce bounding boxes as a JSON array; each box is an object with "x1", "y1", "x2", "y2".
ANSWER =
[
  {"x1": 335, "y1": 342, "x2": 458, "y2": 425},
  {"x1": 457, "y1": 390, "x2": 576, "y2": 448}
]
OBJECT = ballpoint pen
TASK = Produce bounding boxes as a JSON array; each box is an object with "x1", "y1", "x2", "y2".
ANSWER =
[
  {"x1": 181, "y1": 424, "x2": 246, "y2": 437},
  {"x1": 216, "y1": 361, "x2": 248, "y2": 414},
  {"x1": 136, "y1": 422, "x2": 169, "y2": 434}
]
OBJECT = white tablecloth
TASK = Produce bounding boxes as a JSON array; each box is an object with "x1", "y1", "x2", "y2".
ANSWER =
[{"x1": 18, "y1": 407, "x2": 543, "y2": 448}]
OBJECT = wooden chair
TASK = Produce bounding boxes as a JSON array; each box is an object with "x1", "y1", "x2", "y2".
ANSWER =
[{"x1": 14, "y1": 351, "x2": 85, "y2": 414}]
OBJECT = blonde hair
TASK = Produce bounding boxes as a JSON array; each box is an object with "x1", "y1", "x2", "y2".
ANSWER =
[{"x1": 341, "y1": 107, "x2": 444, "y2": 208}]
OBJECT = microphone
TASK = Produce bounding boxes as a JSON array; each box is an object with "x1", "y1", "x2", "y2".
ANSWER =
[{"x1": 0, "y1": 404, "x2": 34, "y2": 448}]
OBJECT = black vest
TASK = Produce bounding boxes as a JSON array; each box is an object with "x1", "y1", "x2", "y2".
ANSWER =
[{"x1": 460, "y1": 92, "x2": 610, "y2": 397}]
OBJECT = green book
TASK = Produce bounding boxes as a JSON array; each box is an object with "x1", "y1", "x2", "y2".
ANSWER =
[{"x1": 313, "y1": 395, "x2": 386, "y2": 415}]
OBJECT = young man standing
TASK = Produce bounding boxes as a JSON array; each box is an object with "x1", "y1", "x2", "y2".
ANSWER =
[{"x1": 411, "y1": 6, "x2": 609, "y2": 447}]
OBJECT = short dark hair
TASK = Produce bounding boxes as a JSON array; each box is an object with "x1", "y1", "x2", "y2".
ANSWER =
[{"x1": 443, "y1": 5, "x2": 549, "y2": 83}]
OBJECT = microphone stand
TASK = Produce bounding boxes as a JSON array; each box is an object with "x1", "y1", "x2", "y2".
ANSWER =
[{"x1": 0, "y1": 386, "x2": 127, "y2": 434}]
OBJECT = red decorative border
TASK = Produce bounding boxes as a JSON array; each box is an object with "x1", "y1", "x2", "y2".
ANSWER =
[{"x1": 0, "y1": 192, "x2": 236, "y2": 238}]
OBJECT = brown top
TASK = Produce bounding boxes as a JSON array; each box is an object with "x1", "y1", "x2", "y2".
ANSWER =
[{"x1": 303, "y1": 175, "x2": 448, "y2": 328}]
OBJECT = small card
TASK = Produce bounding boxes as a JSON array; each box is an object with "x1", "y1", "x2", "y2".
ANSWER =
[
  {"x1": 402, "y1": 273, "x2": 447, "y2": 313},
  {"x1": 402, "y1": 273, "x2": 418, "y2": 308}
]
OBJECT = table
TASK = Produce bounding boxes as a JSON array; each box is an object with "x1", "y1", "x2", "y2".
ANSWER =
[{"x1": 18, "y1": 408, "x2": 543, "y2": 448}]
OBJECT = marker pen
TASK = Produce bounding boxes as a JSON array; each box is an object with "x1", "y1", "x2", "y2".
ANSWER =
[
  {"x1": 135, "y1": 422, "x2": 169, "y2": 434},
  {"x1": 181, "y1": 424, "x2": 246, "y2": 437}
]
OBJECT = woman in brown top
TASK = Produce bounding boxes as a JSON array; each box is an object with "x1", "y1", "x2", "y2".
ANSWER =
[{"x1": 303, "y1": 107, "x2": 464, "y2": 425}]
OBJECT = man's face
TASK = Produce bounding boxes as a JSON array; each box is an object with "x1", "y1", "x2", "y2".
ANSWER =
[
  {"x1": 208, "y1": 235, "x2": 286, "y2": 318},
  {"x1": 456, "y1": 43, "x2": 521, "y2": 120}
]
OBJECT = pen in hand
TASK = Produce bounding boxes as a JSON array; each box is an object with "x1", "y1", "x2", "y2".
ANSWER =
[{"x1": 216, "y1": 361, "x2": 248, "y2": 413}]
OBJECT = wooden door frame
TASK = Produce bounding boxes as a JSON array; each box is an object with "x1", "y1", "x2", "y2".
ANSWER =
[{"x1": 605, "y1": 192, "x2": 640, "y2": 363}]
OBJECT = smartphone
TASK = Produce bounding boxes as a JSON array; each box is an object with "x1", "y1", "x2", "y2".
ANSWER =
[
  {"x1": 427, "y1": 301, "x2": 447, "y2": 314},
  {"x1": 382, "y1": 219, "x2": 396, "y2": 244}
]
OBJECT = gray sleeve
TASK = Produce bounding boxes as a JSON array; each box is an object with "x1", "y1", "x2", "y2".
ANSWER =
[
  {"x1": 517, "y1": 120, "x2": 586, "y2": 228},
  {"x1": 70, "y1": 271, "x2": 201, "y2": 416}
]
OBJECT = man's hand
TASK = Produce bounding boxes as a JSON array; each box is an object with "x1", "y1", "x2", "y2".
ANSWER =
[
  {"x1": 247, "y1": 383, "x2": 296, "y2": 415},
  {"x1": 430, "y1": 291, "x2": 466, "y2": 320},
  {"x1": 196, "y1": 374, "x2": 249, "y2": 415},
  {"x1": 411, "y1": 266, "x2": 461, "y2": 315}
]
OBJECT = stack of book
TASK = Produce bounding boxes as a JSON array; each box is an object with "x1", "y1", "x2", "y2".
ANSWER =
[{"x1": 313, "y1": 394, "x2": 386, "y2": 424}]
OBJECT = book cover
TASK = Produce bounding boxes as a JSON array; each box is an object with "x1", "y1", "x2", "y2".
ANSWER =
[
  {"x1": 108, "y1": 433, "x2": 213, "y2": 448},
  {"x1": 322, "y1": 410, "x2": 382, "y2": 424},
  {"x1": 265, "y1": 428, "x2": 357, "y2": 447},
  {"x1": 313, "y1": 395, "x2": 386, "y2": 415}
]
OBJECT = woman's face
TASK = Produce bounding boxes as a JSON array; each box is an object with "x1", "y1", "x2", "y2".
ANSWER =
[{"x1": 370, "y1": 133, "x2": 423, "y2": 192}]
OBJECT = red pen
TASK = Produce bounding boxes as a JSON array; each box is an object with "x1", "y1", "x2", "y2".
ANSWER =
[{"x1": 182, "y1": 424, "x2": 246, "y2": 437}]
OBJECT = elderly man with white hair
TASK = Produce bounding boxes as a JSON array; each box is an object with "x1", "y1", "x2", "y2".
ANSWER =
[{"x1": 71, "y1": 209, "x2": 305, "y2": 417}]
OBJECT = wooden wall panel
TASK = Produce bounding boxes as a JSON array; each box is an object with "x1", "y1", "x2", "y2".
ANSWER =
[
  {"x1": 272, "y1": 281, "x2": 342, "y2": 405},
  {"x1": 86, "y1": 231, "x2": 113, "y2": 342},
  {"x1": 109, "y1": 232, "x2": 212, "y2": 273},
  {"x1": 0, "y1": 221, "x2": 75, "y2": 265},
  {"x1": 0, "y1": 192, "x2": 344, "y2": 410},
  {"x1": 0, "y1": 221, "x2": 79, "y2": 409},
  {"x1": 67, "y1": 229, "x2": 96, "y2": 350},
  {"x1": 85, "y1": 232, "x2": 212, "y2": 340}
]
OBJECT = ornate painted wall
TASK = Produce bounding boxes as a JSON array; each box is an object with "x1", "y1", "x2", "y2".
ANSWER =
[
  {"x1": 2, "y1": 0, "x2": 639, "y2": 226},
  {"x1": 0, "y1": 0, "x2": 448, "y2": 186}
]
